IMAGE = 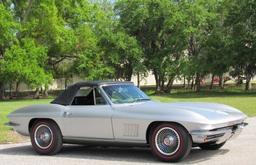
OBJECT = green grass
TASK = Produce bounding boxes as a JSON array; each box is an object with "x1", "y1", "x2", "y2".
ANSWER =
[
  {"x1": 0, "y1": 99, "x2": 51, "y2": 143},
  {"x1": 0, "y1": 90, "x2": 255, "y2": 143},
  {"x1": 150, "y1": 90, "x2": 256, "y2": 117}
]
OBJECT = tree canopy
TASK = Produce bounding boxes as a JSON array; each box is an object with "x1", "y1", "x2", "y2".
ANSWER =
[{"x1": 0, "y1": 0, "x2": 255, "y2": 98}]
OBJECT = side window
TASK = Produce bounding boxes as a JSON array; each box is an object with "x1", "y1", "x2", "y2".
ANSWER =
[
  {"x1": 71, "y1": 87, "x2": 94, "y2": 105},
  {"x1": 95, "y1": 88, "x2": 107, "y2": 105},
  {"x1": 71, "y1": 87, "x2": 107, "y2": 106}
]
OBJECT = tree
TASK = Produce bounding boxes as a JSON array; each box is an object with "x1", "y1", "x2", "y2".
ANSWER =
[
  {"x1": 225, "y1": 0, "x2": 256, "y2": 91},
  {"x1": 99, "y1": 30, "x2": 144, "y2": 81},
  {"x1": 115, "y1": 0, "x2": 188, "y2": 92},
  {"x1": 179, "y1": 0, "x2": 220, "y2": 92},
  {"x1": 0, "y1": 38, "x2": 52, "y2": 98},
  {"x1": 4, "y1": 0, "x2": 114, "y2": 85},
  {"x1": 70, "y1": 1, "x2": 117, "y2": 80},
  {"x1": 91, "y1": 1, "x2": 145, "y2": 81},
  {"x1": 0, "y1": 4, "x2": 19, "y2": 99},
  {"x1": 199, "y1": 0, "x2": 231, "y2": 89}
]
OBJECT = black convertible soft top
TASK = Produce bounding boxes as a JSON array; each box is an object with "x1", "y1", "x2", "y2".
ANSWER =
[{"x1": 51, "y1": 81, "x2": 133, "y2": 105}]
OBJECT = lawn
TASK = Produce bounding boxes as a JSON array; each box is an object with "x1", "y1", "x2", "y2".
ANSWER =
[
  {"x1": 0, "y1": 90, "x2": 255, "y2": 144},
  {"x1": 150, "y1": 90, "x2": 256, "y2": 117},
  {"x1": 0, "y1": 99, "x2": 52, "y2": 144}
]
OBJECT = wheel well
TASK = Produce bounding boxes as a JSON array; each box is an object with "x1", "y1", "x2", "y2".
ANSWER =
[
  {"x1": 145, "y1": 121, "x2": 192, "y2": 144},
  {"x1": 28, "y1": 118, "x2": 60, "y2": 133}
]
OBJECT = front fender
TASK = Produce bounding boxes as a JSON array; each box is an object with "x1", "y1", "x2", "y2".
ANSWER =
[{"x1": 7, "y1": 104, "x2": 67, "y2": 136}]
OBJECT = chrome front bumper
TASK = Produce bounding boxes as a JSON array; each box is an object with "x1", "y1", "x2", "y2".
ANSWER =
[{"x1": 191, "y1": 122, "x2": 248, "y2": 144}]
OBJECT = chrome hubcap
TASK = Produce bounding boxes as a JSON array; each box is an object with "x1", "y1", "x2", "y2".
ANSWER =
[
  {"x1": 155, "y1": 127, "x2": 180, "y2": 156},
  {"x1": 34, "y1": 125, "x2": 53, "y2": 149},
  {"x1": 163, "y1": 136, "x2": 175, "y2": 146}
]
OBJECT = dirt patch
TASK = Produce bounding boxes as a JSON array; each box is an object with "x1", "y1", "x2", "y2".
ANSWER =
[{"x1": 1, "y1": 131, "x2": 29, "y2": 144}]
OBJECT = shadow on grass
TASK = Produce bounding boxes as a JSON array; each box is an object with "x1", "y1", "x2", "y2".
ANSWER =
[{"x1": 0, "y1": 144, "x2": 229, "y2": 164}]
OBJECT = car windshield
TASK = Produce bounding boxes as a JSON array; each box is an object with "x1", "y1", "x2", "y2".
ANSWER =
[{"x1": 102, "y1": 85, "x2": 150, "y2": 104}]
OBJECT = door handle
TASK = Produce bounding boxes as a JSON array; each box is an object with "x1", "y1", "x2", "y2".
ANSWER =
[{"x1": 63, "y1": 111, "x2": 72, "y2": 117}]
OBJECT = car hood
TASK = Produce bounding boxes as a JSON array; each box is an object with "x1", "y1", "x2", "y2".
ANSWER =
[
  {"x1": 165, "y1": 102, "x2": 246, "y2": 120},
  {"x1": 113, "y1": 101, "x2": 247, "y2": 124}
]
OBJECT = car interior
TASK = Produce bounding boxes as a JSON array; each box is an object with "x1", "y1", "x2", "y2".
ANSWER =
[{"x1": 71, "y1": 87, "x2": 106, "y2": 105}]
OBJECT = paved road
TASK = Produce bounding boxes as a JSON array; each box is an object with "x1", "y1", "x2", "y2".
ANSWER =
[{"x1": 0, "y1": 118, "x2": 255, "y2": 165}]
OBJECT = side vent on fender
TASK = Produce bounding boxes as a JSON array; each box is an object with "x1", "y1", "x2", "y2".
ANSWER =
[{"x1": 123, "y1": 124, "x2": 139, "y2": 137}]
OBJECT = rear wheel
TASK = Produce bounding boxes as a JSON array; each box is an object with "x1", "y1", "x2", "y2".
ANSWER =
[
  {"x1": 199, "y1": 142, "x2": 226, "y2": 150},
  {"x1": 149, "y1": 123, "x2": 192, "y2": 162},
  {"x1": 30, "y1": 120, "x2": 62, "y2": 155}
]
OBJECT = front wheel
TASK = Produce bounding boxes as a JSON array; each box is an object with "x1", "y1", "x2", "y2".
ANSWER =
[
  {"x1": 149, "y1": 123, "x2": 192, "y2": 162},
  {"x1": 199, "y1": 142, "x2": 226, "y2": 150},
  {"x1": 30, "y1": 120, "x2": 63, "y2": 155}
]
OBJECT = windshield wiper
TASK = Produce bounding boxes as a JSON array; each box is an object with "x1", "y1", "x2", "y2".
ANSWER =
[{"x1": 134, "y1": 98, "x2": 151, "y2": 102}]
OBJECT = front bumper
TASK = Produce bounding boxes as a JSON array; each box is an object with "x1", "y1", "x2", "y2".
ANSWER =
[{"x1": 191, "y1": 122, "x2": 248, "y2": 144}]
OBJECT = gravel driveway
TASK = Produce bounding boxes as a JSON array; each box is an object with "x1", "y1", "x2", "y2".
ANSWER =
[{"x1": 0, "y1": 117, "x2": 255, "y2": 165}]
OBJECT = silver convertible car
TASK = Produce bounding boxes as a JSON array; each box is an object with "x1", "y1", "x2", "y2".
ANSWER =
[{"x1": 6, "y1": 81, "x2": 247, "y2": 162}]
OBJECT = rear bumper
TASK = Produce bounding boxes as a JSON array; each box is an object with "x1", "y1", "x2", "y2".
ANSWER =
[{"x1": 191, "y1": 122, "x2": 248, "y2": 144}]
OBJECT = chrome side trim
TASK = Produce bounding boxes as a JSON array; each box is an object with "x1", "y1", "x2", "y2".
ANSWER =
[{"x1": 63, "y1": 136, "x2": 147, "y2": 145}]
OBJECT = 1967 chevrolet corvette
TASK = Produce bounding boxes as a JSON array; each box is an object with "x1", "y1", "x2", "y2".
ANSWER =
[{"x1": 6, "y1": 81, "x2": 247, "y2": 162}]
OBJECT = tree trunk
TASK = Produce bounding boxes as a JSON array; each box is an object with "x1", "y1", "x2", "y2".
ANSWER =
[
  {"x1": 125, "y1": 63, "x2": 133, "y2": 81},
  {"x1": 0, "y1": 82, "x2": 5, "y2": 100},
  {"x1": 183, "y1": 76, "x2": 186, "y2": 88},
  {"x1": 15, "y1": 81, "x2": 20, "y2": 96},
  {"x1": 64, "y1": 78, "x2": 68, "y2": 89},
  {"x1": 126, "y1": 70, "x2": 133, "y2": 81},
  {"x1": 187, "y1": 77, "x2": 191, "y2": 89},
  {"x1": 9, "y1": 83, "x2": 12, "y2": 99},
  {"x1": 161, "y1": 78, "x2": 165, "y2": 90},
  {"x1": 190, "y1": 78, "x2": 194, "y2": 90},
  {"x1": 22, "y1": 0, "x2": 33, "y2": 23},
  {"x1": 34, "y1": 88, "x2": 40, "y2": 99},
  {"x1": 43, "y1": 89, "x2": 48, "y2": 97},
  {"x1": 164, "y1": 77, "x2": 174, "y2": 93},
  {"x1": 245, "y1": 76, "x2": 252, "y2": 91},
  {"x1": 219, "y1": 74, "x2": 224, "y2": 89},
  {"x1": 137, "y1": 73, "x2": 140, "y2": 88},
  {"x1": 43, "y1": 85, "x2": 49, "y2": 97},
  {"x1": 195, "y1": 73, "x2": 201, "y2": 92},
  {"x1": 153, "y1": 70, "x2": 161, "y2": 92},
  {"x1": 210, "y1": 74, "x2": 214, "y2": 89}
]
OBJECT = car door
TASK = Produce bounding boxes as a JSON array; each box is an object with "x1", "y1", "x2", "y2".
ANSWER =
[{"x1": 61, "y1": 86, "x2": 114, "y2": 139}]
